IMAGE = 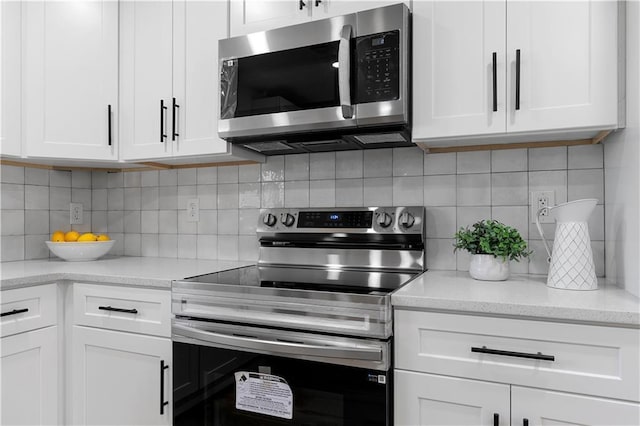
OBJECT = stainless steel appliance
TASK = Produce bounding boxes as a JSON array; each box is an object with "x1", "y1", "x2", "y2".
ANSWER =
[
  {"x1": 218, "y1": 4, "x2": 411, "y2": 155},
  {"x1": 172, "y1": 206, "x2": 424, "y2": 425}
]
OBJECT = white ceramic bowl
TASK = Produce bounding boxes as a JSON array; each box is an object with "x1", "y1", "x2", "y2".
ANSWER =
[{"x1": 45, "y1": 240, "x2": 115, "y2": 261}]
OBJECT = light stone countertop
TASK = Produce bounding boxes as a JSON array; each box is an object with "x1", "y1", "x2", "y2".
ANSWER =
[
  {"x1": 0, "y1": 257, "x2": 255, "y2": 290},
  {"x1": 392, "y1": 270, "x2": 640, "y2": 327}
]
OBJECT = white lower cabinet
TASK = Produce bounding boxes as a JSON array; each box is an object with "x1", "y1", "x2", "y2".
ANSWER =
[
  {"x1": 70, "y1": 325, "x2": 172, "y2": 425},
  {"x1": 1, "y1": 326, "x2": 59, "y2": 425},
  {"x1": 394, "y1": 310, "x2": 640, "y2": 426}
]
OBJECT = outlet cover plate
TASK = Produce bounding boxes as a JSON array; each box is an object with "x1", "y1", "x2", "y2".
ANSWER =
[
  {"x1": 530, "y1": 191, "x2": 555, "y2": 223},
  {"x1": 70, "y1": 203, "x2": 83, "y2": 225}
]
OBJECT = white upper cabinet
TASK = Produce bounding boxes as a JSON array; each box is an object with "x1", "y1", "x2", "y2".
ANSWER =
[
  {"x1": 413, "y1": 0, "x2": 621, "y2": 144},
  {"x1": 1, "y1": 0, "x2": 22, "y2": 157},
  {"x1": 229, "y1": 0, "x2": 406, "y2": 37},
  {"x1": 23, "y1": 0, "x2": 118, "y2": 160}
]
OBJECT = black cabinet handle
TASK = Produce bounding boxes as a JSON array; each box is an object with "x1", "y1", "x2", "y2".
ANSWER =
[
  {"x1": 172, "y1": 97, "x2": 179, "y2": 141},
  {"x1": 472, "y1": 346, "x2": 554, "y2": 361},
  {"x1": 98, "y1": 306, "x2": 138, "y2": 315},
  {"x1": 523, "y1": 419, "x2": 529, "y2": 426},
  {"x1": 107, "y1": 105, "x2": 112, "y2": 146},
  {"x1": 515, "y1": 49, "x2": 521, "y2": 110},
  {"x1": 492, "y1": 52, "x2": 497, "y2": 112},
  {"x1": 1, "y1": 308, "x2": 29, "y2": 317},
  {"x1": 315, "y1": 0, "x2": 321, "y2": 6},
  {"x1": 494, "y1": 413, "x2": 499, "y2": 426},
  {"x1": 160, "y1": 99, "x2": 167, "y2": 143},
  {"x1": 299, "y1": 0, "x2": 306, "y2": 10},
  {"x1": 160, "y1": 360, "x2": 169, "y2": 415}
]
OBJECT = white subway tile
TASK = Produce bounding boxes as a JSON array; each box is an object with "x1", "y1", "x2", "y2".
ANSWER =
[
  {"x1": 393, "y1": 147, "x2": 423, "y2": 176},
  {"x1": 527, "y1": 240, "x2": 551, "y2": 275},
  {"x1": 239, "y1": 163, "x2": 261, "y2": 183},
  {"x1": 177, "y1": 169, "x2": 197, "y2": 186},
  {"x1": 1, "y1": 165, "x2": 24, "y2": 184},
  {"x1": 336, "y1": 151, "x2": 363, "y2": 178},
  {"x1": 364, "y1": 148, "x2": 393, "y2": 178},
  {"x1": 197, "y1": 185, "x2": 217, "y2": 209},
  {"x1": 92, "y1": 171, "x2": 108, "y2": 189},
  {"x1": 239, "y1": 183, "x2": 261, "y2": 208},
  {"x1": 217, "y1": 235, "x2": 239, "y2": 260},
  {"x1": 158, "y1": 210, "x2": 177, "y2": 234},
  {"x1": 285, "y1": 181, "x2": 310, "y2": 207},
  {"x1": 218, "y1": 209, "x2": 239, "y2": 235},
  {"x1": 107, "y1": 172, "x2": 124, "y2": 188},
  {"x1": 239, "y1": 235, "x2": 259, "y2": 261},
  {"x1": 177, "y1": 235, "x2": 197, "y2": 259},
  {"x1": 0, "y1": 235, "x2": 24, "y2": 261},
  {"x1": 528, "y1": 170, "x2": 568, "y2": 204},
  {"x1": 159, "y1": 169, "x2": 178, "y2": 186},
  {"x1": 49, "y1": 210, "x2": 68, "y2": 233},
  {"x1": 261, "y1": 156, "x2": 285, "y2": 182},
  {"x1": 25, "y1": 234, "x2": 49, "y2": 260},
  {"x1": 588, "y1": 204, "x2": 605, "y2": 241},
  {"x1": 592, "y1": 240, "x2": 605, "y2": 277},
  {"x1": 25, "y1": 210, "x2": 49, "y2": 235},
  {"x1": 158, "y1": 234, "x2": 178, "y2": 258},
  {"x1": 197, "y1": 234, "x2": 218, "y2": 259},
  {"x1": 423, "y1": 175, "x2": 456, "y2": 206},
  {"x1": 198, "y1": 210, "x2": 218, "y2": 234},
  {"x1": 72, "y1": 222, "x2": 91, "y2": 234},
  {"x1": 491, "y1": 149, "x2": 527, "y2": 172},
  {"x1": 261, "y1": 182, "x2": 285, "y2": 208},
  {"x1": 568, "y1": 169, "x2": 604, "y2": 203},
  {"x1": 424, "y1": 152, "x2": 456, "y2": 175},
  {"x1": 568, "y1": 144, "x2": 603, "y2": 169},
  {"x1": 124, "y1": 234, "x2": 141, "y2": 257},
  {"x1": 425, "y1": 207, "x2": 457, "y2": 238},
  {"x1": 336, "y1": 179, "x2": 363, "y2": 207},
  {"x1": 528, "y1": 146, "x2": 567, "y2": 171},
  {"x1": 456, "y1": 250, "x2": 472, "y2": 272},
  {"x1": 393, "y1": 176, "x2": 423, "y2": 206},
  {"x1": 107, "y1": 211, "x2": 124, "y2": 233},
  {"x1": 309, "y1": 180, "x2": 335, "y2": 207},
  {"x1": 124, "y1": 188, "x2": 141, "y2": 211},
  {"x1": 107, "y1": 188, "x2": 124, "y2": 210},
  {"x1": 456, "y1": 174, "x2": 491, "y2": 206},
  {"x1": 72, "y1": 188, "x2": 92, "y2": 210},
  {"x1": 25, "y1": 168, "x2": 49, "y2": 186},
  {"x1": 491, "y1": 172, "x2": 528, "y2": 206},
  {"x1": 1, "y1": 210, "x2": 24, "y2": 235},
  {"x1": 141, "y1": 234, "x2": 159, "y2": 257},
  {"x1": 50, "y1": 170, "x2": 72, "y2": 187},
  {"x1": 110, "y1": 234, "x2": 125, "y2": 256},
  {"x1": 218, "y1": 183, "x2": 239, "y2": 209},
  {"x1": 218, "y1": 166, "x2": 239, "y2": 184},
  {"x1": 364, "y1": 177, "x2": 392, "y2": 206},
  {"x1": 123, "y1": 171, "x2": 141, "y2": 188},
  {"x1": 50, "y1": 187, "x2": 71, "y2": 211},
  {"x1": 91, "y1": 211, "x2": 108, "y2": 234},
  {"x1": 492, "y1": 206, "x2": 529, "y2": 239},
  {"x1": 177, "y1": 185, "x2": 197, "y2": 210},
  {"x1": 239, "y1": 209, "x2": 259, "y2": 235},
  {"x1": 457, "y1": 207, "x2": 491, "y2": 231},
  {"x1": 71, "y1": 171, "x2": 92, "y2": 188},
  {"x1": 124, "y1": 210, "x2": 141, "y2": 233},
  {"x1": 426, "y1": 239, "x2": 456, "y2": 270},
  {"x1": 158, "y1": 186, "x2": 178, "y2": 210},
  {"x1": 140, "y1": 211, "x2": 159, "y2": 234},
  {"x1": 309, "y1": 152, "x2": 335, "y2": 180},
  {"x1": 177, "y1": 210, "x2": 197, "y2": 234},
  {"x1": 457, "y1": 151, "x2": 490, "y2": 174},
  {"x1": 140, "y1": 170, "x2": 159, "y2": 187},
  {"x1": 285, "y1": 154, "x2": 310, "y2": 181},
  {"x1": 197, "y1": 167, "x2": 217, "y2": 185},
  {"x1": 25, "y1": 185, "x2": 47, "y2": 210},
  {"x1": 141, "y1": 187, "x2": 159, "y2": 210}
]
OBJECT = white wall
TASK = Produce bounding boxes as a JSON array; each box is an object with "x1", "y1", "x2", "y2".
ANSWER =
[{"x1": 604, "y1": 0, "x2": 640, "y2": 297}]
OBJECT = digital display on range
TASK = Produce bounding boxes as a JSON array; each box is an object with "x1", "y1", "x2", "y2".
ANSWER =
[{"x1": 297, "y1": 211, "x2": 373, "y2": 228}]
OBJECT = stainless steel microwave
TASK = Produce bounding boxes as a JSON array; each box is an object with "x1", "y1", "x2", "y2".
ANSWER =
[{"x1": 218, "y1": 3, "x2": 411, "y2": 155}]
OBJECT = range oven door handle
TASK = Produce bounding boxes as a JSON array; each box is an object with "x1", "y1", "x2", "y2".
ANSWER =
[
  {"x1": 173, "y1": 324, "x2": 382, "y2": 361},
  {"x1": 338, "y1": 24, "x2": 353, "y2": 119}
]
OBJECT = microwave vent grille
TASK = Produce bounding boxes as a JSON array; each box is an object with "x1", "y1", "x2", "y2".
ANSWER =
[
  {"x1": 244, "y1": 141, "x2": 294, "y2": 153},
  {"x1": 353, "y1": 133, "x2": 408, "y2": 145}
]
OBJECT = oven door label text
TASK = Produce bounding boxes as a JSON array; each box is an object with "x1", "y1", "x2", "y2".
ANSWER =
[{"x1": 235, "y1": 372, "x2": 293, "y2": 420}]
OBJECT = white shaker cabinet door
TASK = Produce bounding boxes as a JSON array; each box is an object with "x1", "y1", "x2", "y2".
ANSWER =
[
  {"x1": 172, "y1": 0, "x2": 230, "y2": 157},
  {"x1": 229, "y1": 0, "x2": 311, "y2": 37},
  {"x1": 1, "y1": 0, "x2": 22, "y2": 157},
  {"x1": 313, "y1": 0, "x2": 409, "y2": 21},
  {"x1": 70, "y1": 326, "x2": 172, "y2": 425},
  {"x1": 22, "y1": 0, "x2": 118, "y2": 160},
  {"x1": 395, "y1": 370, "x2": 510, "y2": 426},
  {"x1": 412, "y1": 0, "x2": 506, "y2": 140},
  {"x1": 1, "y1": 326, "x2": 59, "y2": 425},
  {"x1": 511, "y1": 386, "x2": 640, "y2": 426},
  {"x1": 506, "y1": 0, "x2": 619, "y2": 133},
  {"x1": 119, "y1": 1, "x2": 173, "y2": 160}
]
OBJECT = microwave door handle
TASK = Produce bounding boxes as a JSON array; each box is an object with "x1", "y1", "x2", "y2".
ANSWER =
[
  {"x1": 338, "y1": 24, "x2": 353, "y2": 119},
  {"x1": 173, "y1": 324, "x2": 381, "y2": 361}
]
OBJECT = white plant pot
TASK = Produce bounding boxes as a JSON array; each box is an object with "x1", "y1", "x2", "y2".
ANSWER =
[{"x1": 469, "y1": 254, "x2": 510, "y2": 281}]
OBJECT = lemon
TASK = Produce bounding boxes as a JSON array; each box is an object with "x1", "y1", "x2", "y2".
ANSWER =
[
  {"x1": 64, "y1": 231, "x2": 80, "y2": 242},
  {"x1": 51, "y1": 230, "x2": 65, "y2": 242},
  {"x1": 96, "y1": 234, "x2": 110, "y2": 241},
  {"x1": 77, "y1": 233, "x2": 97, "y2": 242}
]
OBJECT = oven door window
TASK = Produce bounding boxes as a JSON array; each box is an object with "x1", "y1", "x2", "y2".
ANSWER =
[
  {"x1": 173, "y1": 342, "x2": 390, "y2": 426},
  {"x1": 221, "y1": 42, "x2": 341, "y2": 119}
]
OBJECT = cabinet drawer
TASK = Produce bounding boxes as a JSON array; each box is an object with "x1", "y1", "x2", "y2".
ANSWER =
[
  {"x1": 395, "y1": 310, "x2": 640, "y2": 401},
  {"x1": 73, "y1": 283, "x2": 171, "y2": 337},
  {"x1": 1, "y1": 284, "x2": 57, "y2": 337}
]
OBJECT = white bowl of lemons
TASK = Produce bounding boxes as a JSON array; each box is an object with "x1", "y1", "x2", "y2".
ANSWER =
[{"x1": 46, "y1": 230, "x2": 114, "y2": 261}]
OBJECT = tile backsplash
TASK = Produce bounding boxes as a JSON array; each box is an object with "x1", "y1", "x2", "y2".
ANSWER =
[{"x1": 0, "y1": 144, "x2": 606, "y2": 276}]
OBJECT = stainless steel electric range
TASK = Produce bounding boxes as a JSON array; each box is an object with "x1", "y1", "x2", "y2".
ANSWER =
[{"x1": 172, "y1": 206, "x2": 425, "y2": 426}]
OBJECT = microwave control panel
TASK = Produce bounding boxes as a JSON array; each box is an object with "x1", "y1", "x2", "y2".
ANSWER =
[{"x1": 355, "y1": 30, "x2": 400, "y2": 103}]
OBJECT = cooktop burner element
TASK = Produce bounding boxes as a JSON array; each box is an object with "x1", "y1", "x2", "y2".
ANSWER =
[{"x1": 172, "y1": 207, "x2": 425, "y2": 339}]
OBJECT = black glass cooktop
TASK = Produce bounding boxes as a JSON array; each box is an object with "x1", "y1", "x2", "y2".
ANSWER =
[{"x1": 182, "y1": 265, "x2": 418, "y2": 295}]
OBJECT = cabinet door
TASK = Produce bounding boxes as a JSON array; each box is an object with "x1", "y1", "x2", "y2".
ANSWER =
[
  {"x1": 506, "y1": 1, "x2": 619, "y2": 132},
  {"x1": 229, "y1": 0, "x2": 311, "y2": 37},
  {"x1": 412, "y1": 1, "x2": 506, "y2": 140},
  {"x1": 511, "y1": 386, "x2": 640, "y2": 426},
  {"x1": 70, "y1": 326, "x2": 172, "y2": 425},
  {"x1": 120, "y1": 1, "x2": 173, "y2": 160},
  {"x1": 22, "y1": 0, "x2": 117, "y2": 160},
  {"x1": 1, "y1": 0, "x2": 22, "y2": 157},
  {"x1": 1, "y1": 326, "x2": 58, "y2": 425},
  {"x1": 172, "y1": 0, "x2": 230, "y2": 157},
  {"x1": 313, "y1": 0, "x2": 409, "y2": 21},
  {"x1": 395, "y1": 370, "x2": 510, "y2": 426}
]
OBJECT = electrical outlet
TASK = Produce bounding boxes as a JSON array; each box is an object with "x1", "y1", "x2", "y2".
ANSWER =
[
  {"x1": 530, "y1": 191, "x2": 555, "y2": 223},
  {"x1": 70, "y1": 203, "x2": 83, "y2": 225},
  {"x1": 187, "y1": 198, "x2": 199, "y2": 222}
]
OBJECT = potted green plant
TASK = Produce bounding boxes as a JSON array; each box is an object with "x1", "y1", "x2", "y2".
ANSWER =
[{"x1": 454, "y1": 220, "x2": 531, "y2": 281}]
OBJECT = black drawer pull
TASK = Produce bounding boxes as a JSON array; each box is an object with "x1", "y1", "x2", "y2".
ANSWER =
[
  {"x1": 515, "y1": 49, "x2": 521, "y2": 110},
  {"x1": 523, "y1": 419, "x2": 529, "y2": 426},
  {"x1": 1, "y1": 308, "x2": 29, "y2": 317},
  {"x1": 494, "y1": 413, "x2": 499, "y2": 426},
  {"x1": 492, "y1": 52, "x2": 497, "y2": 112},
  {"x1": 471, "y1": 346, "x2": 555, "y2": 361},
  {"x1": 98, "y1": 306, "x2": 138, "y2": 315},
  {"x1": 160, "y1": 360, "x2": 169, "y2": 415}
]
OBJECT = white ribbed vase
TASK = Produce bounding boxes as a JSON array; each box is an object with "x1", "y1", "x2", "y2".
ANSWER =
[{"x1": 469, "y1": 254, "x2": 510, "y2": 281}]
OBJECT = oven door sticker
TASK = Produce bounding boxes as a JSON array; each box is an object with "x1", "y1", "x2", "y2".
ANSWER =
[{"x1": 235, "y1": 371, "x2": 293, "y2": 420}]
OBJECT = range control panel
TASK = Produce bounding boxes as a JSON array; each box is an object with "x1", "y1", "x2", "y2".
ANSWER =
[
  {"x1": 355, "y1": 30, "x2": 400, "y2": 103},
  {"x1": 297, "y1": 211, "x2": 373, "y2": 228}
]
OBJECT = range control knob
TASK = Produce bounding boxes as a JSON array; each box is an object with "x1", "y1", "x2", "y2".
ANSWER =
[
  {"x1": 281, "y1": 213, "x2": 295, "y2": 227},
  {"x1": 263, "y1": 213, "x2": 277, "y2": 227},
  {"x1": 377, "y1": 212, "x2": 393, "y2": 228},
  {"x1": 399, "y1": 211, "x2": 415, "y2": 228}
]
